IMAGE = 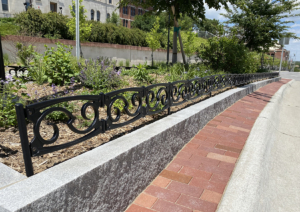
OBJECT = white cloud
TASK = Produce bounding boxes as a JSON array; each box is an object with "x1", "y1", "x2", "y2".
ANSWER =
[
  {"x1": 204, "y1": 4, "x2": 230, "y2": 21},
  {"x1": 291, "y1": 23, "x2": 300, "y2": 28}
]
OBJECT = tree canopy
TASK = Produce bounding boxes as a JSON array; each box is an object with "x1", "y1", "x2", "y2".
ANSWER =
[
  {"x1": 131, "y1": 12, "x2": 194, "y2": 32},
  {"x1": 222, "y1": 0, "x2": 300, "y2": 52},
  {"x1": 119, "y1": 0, "x2": 236, "y2": 21},
  {"x1": 195, "y1": 18, "x2": 222, "y2": 35}
]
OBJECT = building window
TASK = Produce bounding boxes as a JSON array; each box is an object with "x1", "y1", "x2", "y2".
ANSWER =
[
  {"x1": 50, "y1": 2, "x2": 57, "y2": 12},
  {"x1": 109, "y1": 0, "x2": 112, "y2": 4},
  {"x1": 97, "y1": 11, "x2": 100, "y2": 21},
  {"x1": 123, "y1": 19, "x2": 128, "y2": 27},
  {"x1": 138, "y1": 9, "x2": 143, "y2": 15},
  {"x1": 1, "y1": 0, "x2": 8, "y2": 11},
  {"x1": 107, "y1": 13, "x2": 110, "y2": 19},
  {"x1": 122, "y1": 6, "x2": 128, "y2": 15},
  {"x1": 91, "y1": 10, "x2": 94, "y2": 20},
  {"x1": 131, "y1": 7, "x2": 135, "y2": 16}
]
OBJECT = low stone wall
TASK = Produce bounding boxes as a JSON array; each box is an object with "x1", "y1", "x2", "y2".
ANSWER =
[
  {"x1": 0, "y1": 77, "x2": 280, "y2": 212},
  {"x1": 2, "y1": 35, "x2": 192, "y2": 66}
]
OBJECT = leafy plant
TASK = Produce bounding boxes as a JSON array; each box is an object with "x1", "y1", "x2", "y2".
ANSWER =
[
  {"x1": 119, "y1": 60, "x2": 124, "y2": 67},
  {"x1": 78, "y1": 57, "x2": 122, "y2": 91},
  {"x1": 42, "y1": 42, "x2": 77, "y2": 85},
  {"x1": 3, "y1": 53, "x2": 10, "y2": 66},
  {"x1": 125, "y1": 60, "x2": 130, "y2": 67},
  {"x1": 16, "y1": 43, "x2": 35, "y2": 66},
  {"x1": 197, "y1": 33, "x2": 258, "y2": 74},
  {"x1": 182, "y1": 30, "x2": 197, "y2": 62},
  {"x1": 67, "y1": 0, "x2": 92, "y2": 41},
  {"x1": 27, "y1": 52, "x2": 47, "y2": 85},
  {"x1": 133, "y1": 63, "x2": 153, "y2": 84},
  {"x1": 106, "y1": 12, "x2": 120, "y2": 25},
  {"x1": 0, "y1": 75, "x2": 26, "y2": 128},
  {"x1": 146, "y1": 17, "x2": 161, "y2": 67},
  {"x1": 15, "y1": 8, "x2": 71, "y2": 39}
]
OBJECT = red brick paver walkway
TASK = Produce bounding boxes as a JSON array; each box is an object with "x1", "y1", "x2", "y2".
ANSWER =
[{"x1": 125, "y1": 79, "x2": 291, "y2": 212}]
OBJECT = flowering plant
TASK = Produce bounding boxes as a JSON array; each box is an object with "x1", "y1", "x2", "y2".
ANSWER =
[
  {"x1": 0, "y1": 75, "x2": 27, "y2": 128},
  {"x1": 78, "y1": 57, "x2": 121, "y2": 91}
]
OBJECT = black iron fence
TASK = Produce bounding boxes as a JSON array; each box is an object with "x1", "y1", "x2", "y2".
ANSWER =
[{"x1": 15, "y1": 72, "x2": 279, "y2": 177}]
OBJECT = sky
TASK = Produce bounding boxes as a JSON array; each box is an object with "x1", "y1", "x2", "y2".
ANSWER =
[{"x1": 204, "y1": 3, "x2": 300, "y2": 61}]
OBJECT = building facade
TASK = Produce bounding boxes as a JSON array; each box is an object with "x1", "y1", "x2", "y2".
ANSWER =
[
  {"x1": 267, "y1": 46, "x2": 290, "y2": 62},
  {"x1": 0, "y1": 0, "x2": 119, "y2": 23},
  {"x1": 119, "y1": 2, "x2": 151, "y2": 28}
]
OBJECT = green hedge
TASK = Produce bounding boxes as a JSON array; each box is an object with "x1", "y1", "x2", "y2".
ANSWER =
[
  {"x1": 15, "y1": 8, "x2": 71, "y2": 39},
  {"x1": 14, "y1": 8, "x2": 150, "y2": 47},
  {"x1": 87, "y1": 21, "x2": 148, "y2": 47}
]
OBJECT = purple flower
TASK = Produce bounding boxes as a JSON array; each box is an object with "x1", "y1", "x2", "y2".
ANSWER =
[
  {"x1": 70, "y1": 77, "x2": 75, "y2": 85},
  {"x1": 51, "y1": 83, "x2": 57, "y2": 94},
  {"x1": 5, "y1": 74, "x2": 13, "y2": 82},
  {"x1": 116, "y1": 70, "x2": 121, "y2": 76},
  {"x1": 64, "y1": 90, "x2": 69, "y2": 94},
  {"x1": 27, "y1": 93, "x2": 31, "y2": 97}
]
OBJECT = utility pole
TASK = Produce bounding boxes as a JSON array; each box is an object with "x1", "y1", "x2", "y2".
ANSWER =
[
  {"x1": 75, "y1": 0, "x2": 80, "y2": 59},
  {"x1": 279, "y1": 38, "x2": 285, "y2": 73}
]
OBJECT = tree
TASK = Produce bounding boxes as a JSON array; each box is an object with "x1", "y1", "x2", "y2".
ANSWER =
[
  {"x1": 106, "y1": 12, "x2": 120, "y2": 25},
  {"x1": 131, "y1": 15, "x2": 156, "y2": 32},
  {"x1": 67, "y1": 0, "x2": 92, "y2": 41},
  {"x1": 182, "y1": 30, "x2": 196, "y2": 62},
  {"x1": 131, "y1": 12, "x2": 172, "y2": 33},
  {"x1": 195, "y1": 18, "x2": 222, "y2": 35},
  {"x1": 120, "y1": 0, "x2": 235, "y2": 63},
  {"x1": 145, "y1": 17, "x2": 161, "y2": 67},
  {"x1": 222, "y1": 0, "x2": 300, "y2": 67}
]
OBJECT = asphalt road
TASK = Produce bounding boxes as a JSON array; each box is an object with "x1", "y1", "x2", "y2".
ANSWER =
[{"x1": 280, "y1": 71, "x2": 300, "y2": 81}]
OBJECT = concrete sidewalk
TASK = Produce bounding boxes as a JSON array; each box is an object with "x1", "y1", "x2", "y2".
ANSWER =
[
  {"x1": 124, "y1": 79, "x2": 291, "y2": 212},
  {"x1": 218, "y1": 79, "x2": 300, "y2": 212}
]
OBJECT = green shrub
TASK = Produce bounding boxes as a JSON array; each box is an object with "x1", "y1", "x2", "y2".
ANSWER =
[
  {"x1": 197, "y1": 34, "x2": 258, "y2": 74},
  {"x1": 27, "y1": 53, "x2": 47, "y2": 85},
  {"x1": 126, "y1": 59, "x2": 130, "y2": 67},
  {"x1": 78, "y1": 57, "x2": 122, "y2": 91},
  {"x1": 0, "y1": 75, "x2": 26, "y2": 128},
  {"x1": 0, "y1": 18, "x2": 19, "y2": 36},
  {"x1": 119, "y1": 60, "x2": 124, "y2": 67},
  {"x1": 16, "y1": 42, "x2": 36, "y2": 66},
  {"x1": 88, "y1": 22, "x2": 148, "y2": 46},
  {"x1": 15, "y1": 8, "x2": 71, "y2": 39},
  {"x1": 3, "y1": 53, "x2": 10, "y2": 66},
  {"x1": 133, "y1": 63, "x2": 153, "y2": 84},
  {"x1": 42, "y1": 43, "x2": 77, "y2": 85}
]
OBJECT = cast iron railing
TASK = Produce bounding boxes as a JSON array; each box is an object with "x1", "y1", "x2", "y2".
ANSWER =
[{"x1": 15, "y1": 72, "x2": 279, "y2": 177}]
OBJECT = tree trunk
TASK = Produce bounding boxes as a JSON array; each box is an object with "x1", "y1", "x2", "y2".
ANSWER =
[
  {"x1": 171, "y1": 6, "x2": 186, "y2": 65},
  {"x1": 172, "y1": 31, "x2": 177, "y2": 64},
  {"x1": 152, "y1": 50, "x2": 154, "y2": 67}
]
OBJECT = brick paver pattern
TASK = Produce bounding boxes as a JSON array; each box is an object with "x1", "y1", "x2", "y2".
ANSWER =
[{"x1": 125, "y1": 79, "x2": 291, "y2": 212}]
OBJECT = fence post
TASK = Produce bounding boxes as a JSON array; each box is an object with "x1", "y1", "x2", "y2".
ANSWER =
[
  {"x1": 0, "y1": 35, "x2": 5, "y2": 82},
  {"x1": 168, "y1": 82, "x2": 172, "y2": 115},
  {"x1": 15, "y1": 103, "x2": 34, "y2": 177}
]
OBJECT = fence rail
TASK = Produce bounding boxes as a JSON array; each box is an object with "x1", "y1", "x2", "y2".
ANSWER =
[{"x1": 15, "y1": 72, "x2": 279, "y2": 177}]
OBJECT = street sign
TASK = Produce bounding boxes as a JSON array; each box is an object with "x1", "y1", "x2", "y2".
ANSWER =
[{"x1": 279, "y1": 37, "x2": 290, "y2": 45}]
